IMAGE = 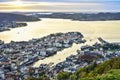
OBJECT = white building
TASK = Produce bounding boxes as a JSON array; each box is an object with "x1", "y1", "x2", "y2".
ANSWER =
[{"x1": 0, "y1": 69, "x2": 5, "y2": 80}]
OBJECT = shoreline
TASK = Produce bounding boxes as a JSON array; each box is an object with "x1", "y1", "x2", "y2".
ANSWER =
[
  {"x1": 0, "y1": 32, "x2": 85, "y2": 79},
  {"x1": 1, "y1": 18, "x2": 120, "y2": 44},
  {"x1": 33, "y1": 43, "x2": 82, "y2": 67}
]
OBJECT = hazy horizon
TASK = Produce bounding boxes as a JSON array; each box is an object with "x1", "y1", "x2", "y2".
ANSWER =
[{"x1": 0, "y1": 0, "x2": 120, "y2": 12}]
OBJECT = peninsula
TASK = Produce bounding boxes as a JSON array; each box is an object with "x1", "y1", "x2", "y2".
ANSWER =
[
  {"x1": 0, "y1": 13, "x2": 40, "y2": 32},
  {"x1": 0, "y1": 32, "x2": 85, "y2": 80}
]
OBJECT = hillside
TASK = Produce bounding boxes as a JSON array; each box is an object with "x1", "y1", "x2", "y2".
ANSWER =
[
  {"x1": 0, "y1": 13, "x2": 40, "y2": 22},
  {"x1": 25, "y1": 57, "x2": 120, "y2": 80},
  {"x1": 56, "y1": 56, "x2": 120, "y2": 80}
]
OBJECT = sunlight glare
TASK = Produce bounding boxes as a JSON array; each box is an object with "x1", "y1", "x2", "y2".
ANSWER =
[{"x1": 10, "y1": 0, "x2": 24, "y2": 6}]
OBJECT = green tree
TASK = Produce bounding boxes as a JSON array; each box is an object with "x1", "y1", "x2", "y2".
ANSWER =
[
  {"x1": 70, "y1": 74, "x2": 77, "y2": 80},
  {"x1": 57, "y1": 72, "x2": 71, "y2": 80}
]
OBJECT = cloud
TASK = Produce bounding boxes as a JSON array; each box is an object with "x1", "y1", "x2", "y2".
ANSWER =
[
  {"x1": 0, "y1": 2, "x2": 102, "y2": 10},
  {"x1": 0, "y1": 1, "x2": 120, "y2": 12}
]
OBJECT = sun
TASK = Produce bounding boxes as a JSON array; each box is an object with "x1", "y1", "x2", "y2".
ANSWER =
[
  {"x1": 10, "y1": 0, "x2": 24, "y2": 6},
  {"x1": 15, "y1": 0, "x2": 23, "y2": 5}
]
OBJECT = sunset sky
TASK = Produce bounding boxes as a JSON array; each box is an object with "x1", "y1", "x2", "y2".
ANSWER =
[{"x1": 0, "y1": 0, "x2": 120, "y2": 12}]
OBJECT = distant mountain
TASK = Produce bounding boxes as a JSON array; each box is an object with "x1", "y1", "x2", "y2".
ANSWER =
[
  {"x1": 0, "y1": 13, "x2": 40, "y2": 22},
  {"x1": 37, "y1": 12, "x2": 120, "y2": 21}
]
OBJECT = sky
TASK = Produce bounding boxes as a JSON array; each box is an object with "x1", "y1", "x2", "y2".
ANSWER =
[{"x1": 0, "y1": 0, "x2": 120, "y2": 12}]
